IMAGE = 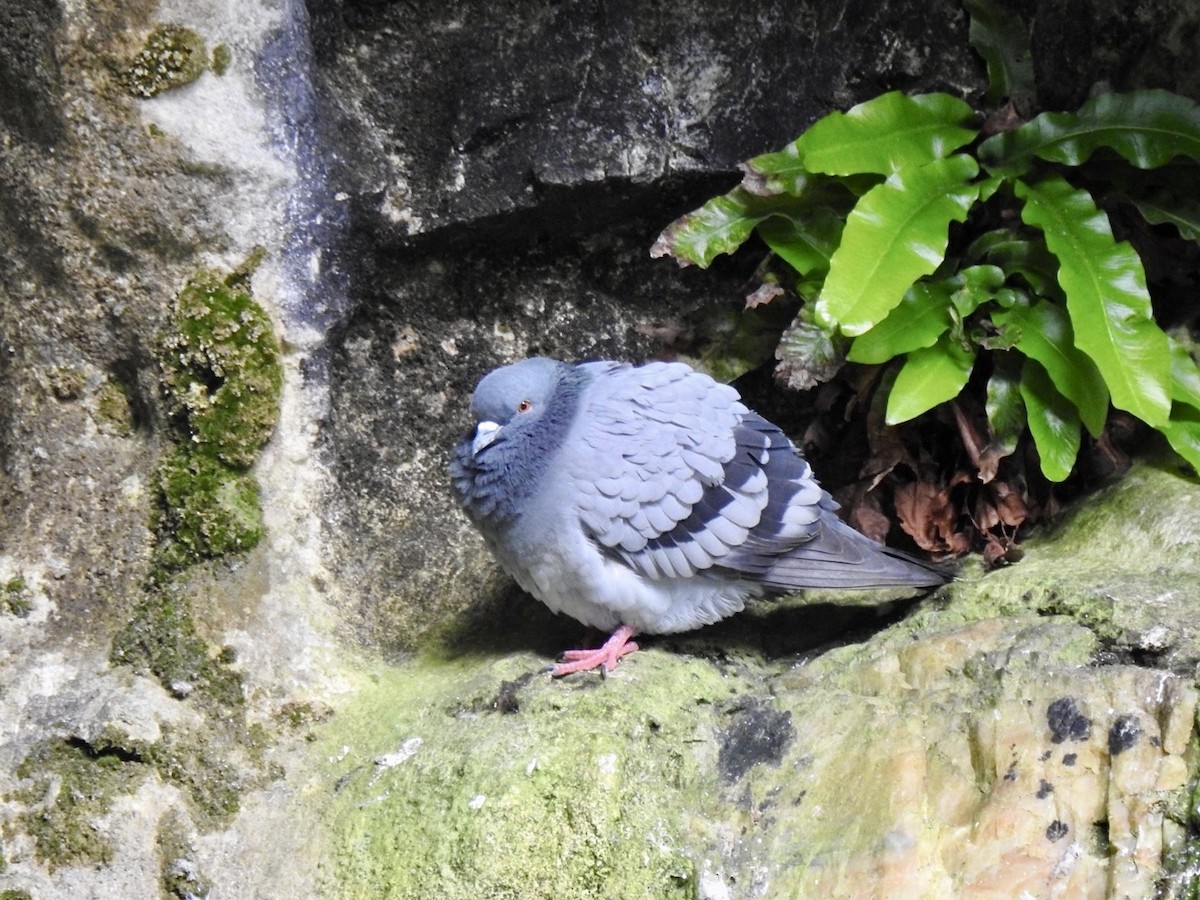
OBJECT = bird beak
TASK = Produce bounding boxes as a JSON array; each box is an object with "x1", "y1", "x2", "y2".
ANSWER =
[{"x1": 472, "y1": 421, "x2": 501, "y2": 455}]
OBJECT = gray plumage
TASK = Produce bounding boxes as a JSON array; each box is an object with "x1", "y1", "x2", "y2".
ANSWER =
[{"x1": 450, "y1": 357, "x2": 946, "y2": 648}]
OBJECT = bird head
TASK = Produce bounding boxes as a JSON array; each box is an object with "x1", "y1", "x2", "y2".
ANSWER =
[
  {"x1": 466, "y1": 357, "x2": 567, "y2": 457},
  {"x1": 450, "y1": 357, "x2": 587, "y2": 524}
]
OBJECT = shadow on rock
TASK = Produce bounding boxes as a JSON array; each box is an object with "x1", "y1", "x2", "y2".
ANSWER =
[{"x1": 438, "y1": 577, "x2": 929, "y2": 672}]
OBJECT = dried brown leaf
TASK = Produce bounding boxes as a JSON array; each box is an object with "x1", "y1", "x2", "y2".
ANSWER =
[
  {"x1": 894, "y1": 481, "x2": 970, "y2": 555},
  {"x1": 850, "y1": 492, "x2": 891, "y2": 544},
  {"x1": 989, "y1": 479, "x2": 1029, "y2": 528},
  {"x1": 745, "y1": 282, "x2": 785, "y2": 309}
]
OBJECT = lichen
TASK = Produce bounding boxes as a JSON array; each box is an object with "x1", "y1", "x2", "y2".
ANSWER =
[
  {"x1": 1, "y1": 577, "x2": 31, "y2": 618},
  {"x1": 95, "y1": 379, "x2": 134, "y2": 436},
  {"x1": 210, "y1": 44, "x2": 231, "y2": 77},
  {"x1": 160, "y1": 267, "x2": 282, "y2": 469},
  {"x1": 122, "y1": 26, "x2": 208, "y2": 99}
]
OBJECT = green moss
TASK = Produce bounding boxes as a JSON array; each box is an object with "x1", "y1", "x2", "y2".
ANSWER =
[
  {"x1": 160, "y1": 268, "x2": 282, "y2": 469},
  {"x1": 152, "y1": 446, "x2": 264, "y2": 571},
  {"x1": 278, "y1": 700, "x2": 335, "y2": 732},
  {"x1": 145, "y1": 264, "x2": 280, "y2": 575},
  {"x1": 122, "y1": 26, "x2": 208, "y2": 99},
  {"x1": 109, "y1": 588, "x2": 246, "y2": 711},
  {"x1": 13, "y1": 738, "x2": 150, "y2": 870},
  {"x1": 106, "y1": 587, "x2": 268, "y2": 827},
  {"x1": 1, "y1": 891, "x2": 32, "y2": 900},
  {"x1": 1, "y1": 577, "x2": 31, "y2": 618},
  {"x1": 158, "y1": 811, "x2": 212, "y2": 899},
  {"x1": 210, "y1": 43, "x2": 231, "y2": 76},
  {"x1": 145, "y1": 728, "x2": 245, "y2": 826},
  {"x1": 95, "y1": 380, "x2": 134, "y2": 436},
  {"x1": 9, "y1": 720, "x2": 266, "y2": 872},
  {"x1": 314, "y1": 655, "x2": 726, "y2": 899}
]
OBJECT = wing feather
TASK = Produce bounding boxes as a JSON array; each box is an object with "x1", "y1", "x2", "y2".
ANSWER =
[{"x1": 565, "y1": 362, "x2": 832, "y2": 581}]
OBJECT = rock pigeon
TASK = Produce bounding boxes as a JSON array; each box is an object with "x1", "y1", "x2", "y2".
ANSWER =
[{"x1": 449, "y1": 357, "x2": 947, "y2": 676}]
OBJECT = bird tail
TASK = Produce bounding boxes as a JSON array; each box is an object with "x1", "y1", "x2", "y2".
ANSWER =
[{"x1": 759, "y1": 514, "x2": 951, "y2": 591}]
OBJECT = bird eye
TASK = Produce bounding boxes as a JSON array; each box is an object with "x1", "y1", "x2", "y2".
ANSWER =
[{"x1": 516, "y1": 399, "x2": 533, "y2": 413}]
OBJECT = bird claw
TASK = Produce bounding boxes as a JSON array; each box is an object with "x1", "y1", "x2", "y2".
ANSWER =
[{"x1": 550, "y1": 625, "x2": 639, "y2": 678}]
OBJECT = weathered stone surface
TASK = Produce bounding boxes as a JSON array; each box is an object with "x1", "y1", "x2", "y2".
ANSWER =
[
  {"x1": 312, "y1": 0, "x2": 980, "y2": 239},
  {"x1": 1, "y1": 0, "x2": 1200, "y2": 897},
  {"x1": 309, "y1": 613, "x2": 1196, "y2": 898}
]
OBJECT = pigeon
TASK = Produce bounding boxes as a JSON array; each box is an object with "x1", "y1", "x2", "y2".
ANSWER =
[{"x1": 449, "y1": 357, "x2": 948, "y2": 677}]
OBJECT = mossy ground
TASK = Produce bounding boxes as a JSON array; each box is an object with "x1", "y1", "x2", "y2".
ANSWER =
[
  {"x1": 306, "y1": 455, "x2": 1200, "y2": 898},
  {"x1": 312, "y1": 653, "x2": 747, "y2": 899}
]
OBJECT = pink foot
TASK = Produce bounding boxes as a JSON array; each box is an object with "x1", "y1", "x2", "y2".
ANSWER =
[{"x1": 551, "y1": 625, "x2": 639, "y2": 677}]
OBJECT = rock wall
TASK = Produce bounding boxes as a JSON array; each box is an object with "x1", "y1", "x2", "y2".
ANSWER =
[{"x1": 0, "y1": 0, "x2": 1198, "y2": 897}]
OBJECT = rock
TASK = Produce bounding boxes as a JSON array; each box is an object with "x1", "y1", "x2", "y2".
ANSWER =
[
  {"x1": 312, "y1": 0, "x2": 981, "y2": 239},
  {"x1": 308, "y1": 614, "x2": 1196, "y2": 898},
  {"x1": 1, "y1": 0, "x2": 1200, "y2": 896}
]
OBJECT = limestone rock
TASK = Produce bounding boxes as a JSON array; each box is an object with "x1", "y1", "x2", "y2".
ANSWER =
[{"x1": 2, "y1": 0, "x2": 1200, "y2": 897}]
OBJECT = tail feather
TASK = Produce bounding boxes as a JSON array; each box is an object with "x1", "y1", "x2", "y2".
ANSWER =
[{"x1": 758, "y1": 514, "x2": 950, "y2": 591}]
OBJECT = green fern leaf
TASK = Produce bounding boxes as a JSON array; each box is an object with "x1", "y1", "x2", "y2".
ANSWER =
[
  {"x1": 817, "y1": 154, "x2": 980, "y2": 336},
  {"x1": 981, "y1": 89, "x2": 1200, "y2": 175},
  {"x1": 1014, "y1": 175, "x2": 1170, "y2": 426},
  {"x1": 885, "y1": 334, "x2": 976, "y2": 424},
  {"x1": 1020, "y1": 358, "x2": 1081, "y2": 482},
  {"x1": 991, "y1": 300, "x2": 1109, "y2": 436},
  {"x1": 748, "y1": 92, "x2": 976, "y2": 185}
]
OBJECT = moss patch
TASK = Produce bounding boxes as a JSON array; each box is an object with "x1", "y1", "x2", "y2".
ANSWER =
[
  {"x1": 151, "y1": 446, "x2": 264, "y2": 571},
  {"x1": 11, "y1": 719, "x2": 269, "y2": 872},
  {"x1": 160, "y1": 268, "x2": 282, "y2": 469},
  {"x1": 157, "y1": 811, "x2": 212, "y2": 899},
  {"x1": 47, "y1": 366, "x2": 86, "y2": 401},
  {"x1": 148, "y1": 264, "x2": 281, "y2": 573},
  {"x1": 95, "y1": 379, "x2": 134, "y2": 435},
  {"x1": 122, "y1": 26, "x2": 208, "y2": 99},
  {"x1": 144, "y1": 725, "x2": 259, "y2": 827},
  {"x1": 109, "y1": 587, "x2": 245, "y2": 711},
  {"x1": 13, "y1": 738, "x2": 149, "y2": 870},
  {"x1": 1, "y1": 577, "x2": 31, "y2": 618},
  {"x1": 210, "y1": 44, "x2": 231, "y2": 77}
]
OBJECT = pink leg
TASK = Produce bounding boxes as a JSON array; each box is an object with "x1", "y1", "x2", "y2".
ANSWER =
[{"x1": 551, "y1": 625, "x2": 639, "y2": 678}]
